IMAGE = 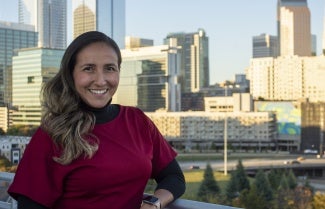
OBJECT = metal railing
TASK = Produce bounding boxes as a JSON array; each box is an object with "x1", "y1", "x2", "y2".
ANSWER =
[
  {"x1": 0, "y1": 172, "x2": 240, "y2": 209},
  {"x1": 167, "y1": 199, "x2": 240, "y2": 209},
  {"x1": 0, "y1": 172, "x2": 16, "y2": 209}
]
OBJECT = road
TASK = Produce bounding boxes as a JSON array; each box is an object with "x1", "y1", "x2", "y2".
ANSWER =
[
  {"x1": 179, "y1": 154, "x2": 325, "y2": 171},
  {"x1": 179, "y1": 153, "x2": 325, "y2": 192}
]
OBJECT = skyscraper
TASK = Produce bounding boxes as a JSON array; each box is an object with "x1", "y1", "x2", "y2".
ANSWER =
[
  {"x1": 164, "y1": 29, "x2": 209, "y2": 93},
  {"x1": 323, "y1": 14, "x2": 325, "y2": 55},
  {"x1": 72, "y1": 0, "x2": 125, "y2": 48},
  {"x1": 0, "y1": 21, "x2": 38, "y2": 106},
  {"x1": 277, "y1": 0, "x2": 311, "y2": 56},
  {"x1": 115, "y1": 45, "x2": 181, "y2": 112},
  {"x1": 19, "y1": 0, "x2": 67, "y2": 49},
  {"x1": 252, "y1": 33, "x2": 278, "y2": 58},
  {"x1": 12, "y1": 48, "x2": 64, "y2": 126}
]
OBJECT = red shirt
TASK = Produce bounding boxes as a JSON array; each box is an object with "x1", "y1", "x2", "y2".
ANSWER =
[{"x1": 8, "y1": 106, "x2": 177, "y2": 209}]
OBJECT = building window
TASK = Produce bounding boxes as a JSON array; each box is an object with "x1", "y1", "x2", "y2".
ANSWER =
[{"x1": 27, "y1": 76, "x2": 35, "y2": 84}]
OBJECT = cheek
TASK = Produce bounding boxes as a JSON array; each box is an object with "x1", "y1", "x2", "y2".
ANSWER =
[
  {"x1": 110, "y1": 74, "x2": 120, "y2": 86},
  {"x1": 73, "y1": 74, "x2": 89, "y2": 90}
]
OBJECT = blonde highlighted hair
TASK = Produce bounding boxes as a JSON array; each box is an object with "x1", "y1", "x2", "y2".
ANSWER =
[{"x1": 41, "y1": 31, "x2": 122, "y2": 165}]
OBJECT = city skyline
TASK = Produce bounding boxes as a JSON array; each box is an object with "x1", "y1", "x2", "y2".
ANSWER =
[
  {"x1": 125, "y1": 0, "x2": 325, "y2": 85},
  {"x1": 0, "y1": 0, "x2": 324, "y2": 84}
]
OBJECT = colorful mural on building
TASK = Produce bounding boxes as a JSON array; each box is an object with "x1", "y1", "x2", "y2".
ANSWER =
[{"x1": 255, "y1": 102, "x2": 301, "y2": 135}]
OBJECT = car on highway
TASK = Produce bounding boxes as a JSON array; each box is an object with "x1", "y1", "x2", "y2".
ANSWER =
[
  {"x1": 304, "y1": 149, "x2": 318, "y2": 154},
  {"x1": 283, "y1": 160, "x2": 300, "y2": 165},
  {"x1": 189, "y1": 165, "x2": 200, "y2": 169}
]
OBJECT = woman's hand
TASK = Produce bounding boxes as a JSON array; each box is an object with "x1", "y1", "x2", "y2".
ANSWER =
[
  {"x1": 141, "y1": 189, "x2": 174, "y2": 209},
  {"x1": 140, "y1": 203, "x2": 159, "y2": 209}
]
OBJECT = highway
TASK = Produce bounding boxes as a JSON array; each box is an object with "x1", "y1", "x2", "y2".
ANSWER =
[
  {"x1": 179, "y1": 153, "x2": 325, "y2": 171},
  {"x1": 179, "y1": 153, "x2": 325, "y2": 192}
]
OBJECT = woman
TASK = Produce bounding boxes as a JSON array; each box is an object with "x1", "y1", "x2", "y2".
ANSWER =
[{"x1": 8, "y1": 31, "x2": 185, "y2": 209}]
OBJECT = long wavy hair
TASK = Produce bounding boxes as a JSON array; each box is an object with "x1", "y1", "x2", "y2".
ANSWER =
[{"x1": 41, "y1": 31, "x2": 122, "y2": 165}]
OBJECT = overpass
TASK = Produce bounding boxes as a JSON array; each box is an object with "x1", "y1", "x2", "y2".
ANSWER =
[{"x1": 241, "y1": 161, "x2": 325, "y2": 178}]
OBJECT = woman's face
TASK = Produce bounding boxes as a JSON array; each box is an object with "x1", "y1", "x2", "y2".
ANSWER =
[{"x1": 73, "y1": 42, "x2": 120, "y2": 108}]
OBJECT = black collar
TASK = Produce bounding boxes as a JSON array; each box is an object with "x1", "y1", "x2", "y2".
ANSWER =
[
  {"x1": 80, "y1": 101, "x2": 120, "y2": 124},
  {"x1": 92, "y1": 104, "x2": 120, "y2": 124}
]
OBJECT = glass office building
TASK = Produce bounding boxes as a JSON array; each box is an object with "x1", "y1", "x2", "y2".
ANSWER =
[
  {"x1": 19, "y1": 0, "x2": 67, "y2": 49},
  {"x1": 0, "y1": 21, "x2": 37, "y2": 106},
  {"x1": 115, "y1": 45, "x2": 181, "y2": 112},
  {"x1": 11, "y1": 48, "x2": 64, "y2": 125},
  {"x1": 72, "y1": 0, "x2": 125, "y2": 48},
  {"x1": 252, "y1": 33, "x2": 279, "y2": 58},
  {"x1": 164, "y1": 29, "x2": 209, "y2": 93}
]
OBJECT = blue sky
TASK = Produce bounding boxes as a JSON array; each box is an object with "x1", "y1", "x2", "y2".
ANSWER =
[{"x1": 1, "y1": 0, "x2": 324, "y2": 84}]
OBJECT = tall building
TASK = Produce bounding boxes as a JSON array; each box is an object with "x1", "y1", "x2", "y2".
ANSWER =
[
  {"x1": 125, "y1": 36, "x2": 153, "y2": 49},
  {"x1": 323, "y1": 14, "x2": 325, "y2": 55},
  {"x1": 19, "y1": 0, "x2": 67, "y2": 49},
  {"x1": 311, "y1": 34, "x2": 317, "y2": 56},
  {"x1": 255, "y1": 101, "x2": 302, "y2": 151},
  {"x1": 252, "y1": 33, "x2": 278, "y2": 58},
  {"x1": 72, "y1": 0, "x2": 125, "y2": 48},
  {"x1": 247, "y1": 55, "x2": 325, "y2": 102},
  {"x1": 277, "y1": 0, "x2": 311, "y2": 56},
  {"x1": 146, "y1": 111, "x2": 277, "y2": 152},
  {"x1": 11, "y1": 48, "x2": 64, "y2": 126},
  {"x1": 114, "y1": 45, "x2": 181, "y2": 112},
  {"x1": 0, "y1": 21, "x2": 38, "y2": 106},
  {"x1": 301, "y1": 102, "x2": 325, "y2": 154},
  {"x1": 164, "y1": 29, "x2": 209, "y2": 93}
]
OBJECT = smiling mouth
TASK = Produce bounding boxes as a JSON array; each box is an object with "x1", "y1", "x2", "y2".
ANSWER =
[{"x1": 89, "y1": 89, "x2": 108, "y2": 94}]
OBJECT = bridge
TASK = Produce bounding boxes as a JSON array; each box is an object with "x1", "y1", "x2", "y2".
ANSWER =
[{"x1": 242, "y1": 160, "x2": 325, "y2": 178}]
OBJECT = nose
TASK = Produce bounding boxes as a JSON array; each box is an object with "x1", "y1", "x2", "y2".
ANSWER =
[{"x1": 94, "y1": 69, "x2": 107, "y2": 86}]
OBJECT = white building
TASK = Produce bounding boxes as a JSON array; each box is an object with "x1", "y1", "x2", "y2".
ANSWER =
[
  {"x1": 247, "y1": 55, "x2": 325, "y2": 102},
  {"x1": 0, "y1": 136, "x2": 30, "y2": 164},
  {"x1": 204, "y1": 93, "x2": 253, "y2": 112},
  {"x1": 145, "y1": 111, "x2": 277, "y2": 152}
]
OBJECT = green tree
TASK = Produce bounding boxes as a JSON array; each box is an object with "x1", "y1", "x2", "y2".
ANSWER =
[
  {"x1": 255, "y1": 170, "x2": 273, "y2": 202},
  {"x1": 0, "y1": 155, "x2": 11, "y2": 168},
  {"x1": 0, "y1": 128, "x2": 5, "y2": 135},
  {"x1": 197, "y1": 163, "x2": 220, "y2": 202},
  {"x1": 278, "y1": 173, "x2": 289, "y2": 191},
  {"x1": 225, "y1": 171, "x2": 239, "y2": 201},
  {"x1": 287, "y1": 169, "x2": 297, "y2": 189},
  {"x1": 235, "y1": 159, "x2": 250, "y2": 191},
  {"x1": 225, "y1": 159, "x2": 250, "y2": 202},
  {"x1": 268, "y1": 168, "x2": 283, "y2": 191},
  {"x1": 276, "y1": 189, "x2": 290, "y2": 209},
  {"x1": 303, "y1": 177, "x2": 315, "y2": 194},
  {"x1": 7, "y1": 125, "x2": 38, "y2": 136},
  {"x1": 276, "y1": 174, "x2": 290, "y2": 209},
  {"x1": 239, "y1": 185, "x2": 267, "y2": 209}
]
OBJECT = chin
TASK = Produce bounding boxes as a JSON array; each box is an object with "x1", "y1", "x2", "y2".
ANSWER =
[{"x1": 93, "y1": 104, "x2": 107, "y2": 108}]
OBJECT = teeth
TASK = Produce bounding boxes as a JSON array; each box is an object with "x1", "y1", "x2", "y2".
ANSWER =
[{"x1": 90, "y1": 89, "x2": 108, "y2": 94}]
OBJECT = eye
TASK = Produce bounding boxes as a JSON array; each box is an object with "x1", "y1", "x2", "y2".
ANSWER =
[
  {"x1": 82, "y1": 65, "x2": 94, "y2": 72},
  {"x1": 105, "y1": 65, "x2": 119, "y2": 72}
]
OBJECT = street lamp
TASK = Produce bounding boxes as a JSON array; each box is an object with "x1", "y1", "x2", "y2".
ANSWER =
[
  {"x1": 223, "y1": 84, "x2": 231, "y2": 176},
  {"x1": 224, "y1": 113, "x2": 228, "y2": 175}
]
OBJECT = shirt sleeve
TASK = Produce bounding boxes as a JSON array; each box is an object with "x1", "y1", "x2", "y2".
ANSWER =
[
  {"x1": 155, "y1": 159, "x2": 186, "y2": 199},
  {"x1": 7, "y1": 128, "x2": 65, "y2": 208}
]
